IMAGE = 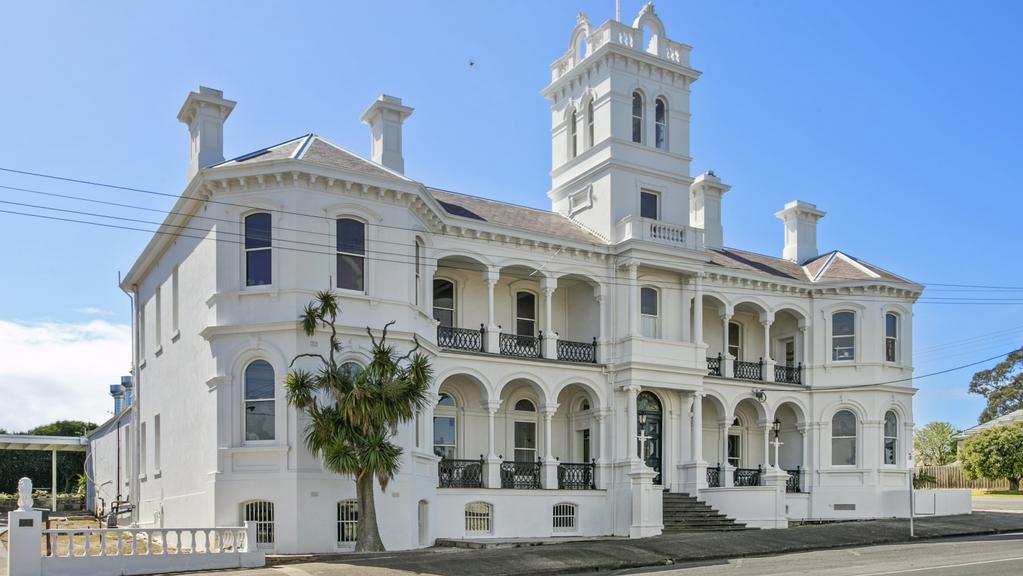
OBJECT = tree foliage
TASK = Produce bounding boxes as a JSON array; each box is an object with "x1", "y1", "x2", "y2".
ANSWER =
[
  {"x1": 960, "y1": 421, "x2": 1023, "y2": 491},
  {"x1": 969, "y1": 348, "x2": 1023, "y2": 423},
  {"x1": 0, "y1": 420, "x2": 97, "y2": 494},
  {"x1": 912, "y1": 421, "x2": 958, "y2": 466},
  {"x1": 285, "y1": 291, "x2": 431, "y2": 552}
]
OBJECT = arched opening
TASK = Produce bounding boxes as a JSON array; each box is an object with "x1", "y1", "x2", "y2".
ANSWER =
[
  {"x1": 554, "y1": 383, "x2": 600, "y2": 464},
  {"x1": 418, "y1": 499, "x2": 430, "y2": 546},
  {"x1": 337, "y1": 499, "x2": 358, "y2": 547},
  {"x1": 731, "y1": 398, "x2": 767, "y2": 474},
  {"x1": 631, "y1": 91, "x2": 644, "y2": 144},
  {"x1": 569, "y1": 107, "x2": 578, "y2": 159},
  {"x1": 654, "y1": 97, "x2": 667, "y2": 150},
  {"x1": 465, "y1": 501, "x2": 493, "y2": 535},
  {"x1": 242, "y1": 500, "x2": 275, "y2": 549},
  {"x1": 637, "y1": 391, "x2": 663, "y2": 485},
  {"x1": 770, "y1": 308, "x2": 807, "y2": 383}
]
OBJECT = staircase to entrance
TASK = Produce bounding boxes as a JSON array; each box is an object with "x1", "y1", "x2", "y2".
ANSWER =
[{"x1": 662, "y1": 492, "x2": 751, "y2": 533}]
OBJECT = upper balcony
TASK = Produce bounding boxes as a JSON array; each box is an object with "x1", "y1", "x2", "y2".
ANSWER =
[{"x1": 616, "y1": 215, "x2": 705, "y2": 252}]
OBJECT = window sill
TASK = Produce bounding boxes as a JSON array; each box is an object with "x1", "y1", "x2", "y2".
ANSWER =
[
  {"x1": 154, "y1": 345, "x2": 164, "y2": 358},
  {"x1": 153, "y1": 469, "x2": 162, "y2": 479},
  {"x1": 170, "y1": 330, "x2": 180, "y2": 343}
]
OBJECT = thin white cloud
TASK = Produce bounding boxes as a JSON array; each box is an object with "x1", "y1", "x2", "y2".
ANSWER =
[
  {"x1": 74, "y1": 307, "x2": 116, "y2": 316},
  {"x1": 0, "y1": 319, "x2": 131, "y2": 432}
]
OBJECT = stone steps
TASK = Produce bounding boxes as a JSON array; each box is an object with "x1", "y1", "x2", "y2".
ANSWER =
[{"x1": 661, "y1": 492, "x2": 753, "y2": 533}]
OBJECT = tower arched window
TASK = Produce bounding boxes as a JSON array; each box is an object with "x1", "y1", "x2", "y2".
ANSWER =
[
  {"x1": 885, "y1": 313, "x2": 899, "y2": 363},
  {"x1": 244, "y1": 360, "x2": 275, "y2": 442},
  {"x1": 631, "y1": 92, "x2": 644, "y2": 144},
  {"x1": 244, "y1": 212, "x2": 272, "y2": 287},
  {"x1": 831, "y1": 410, "x2": 857, "y2": 466},
  {"x1": 654, "y1": 97, "x2": 667, "y2": 150},
  {"x1": 570, "y1": 108, "x2": 578, "y2": 158},
  {"x1": 586, "y1": 99, "x2": 595, "y2": 148}
]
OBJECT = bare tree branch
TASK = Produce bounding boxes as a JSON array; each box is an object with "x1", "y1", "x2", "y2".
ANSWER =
[{"x1": 289, "y1": 353, "x2": 327, "y2": 368}]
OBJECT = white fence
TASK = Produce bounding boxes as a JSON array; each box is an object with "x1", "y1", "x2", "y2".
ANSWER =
[{"x1": 7, "y1": 509, "x2": 265, "y2": 576}]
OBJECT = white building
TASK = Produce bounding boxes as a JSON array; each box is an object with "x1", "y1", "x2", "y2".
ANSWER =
[{"x1": 91, "y1": 4, "x2": 927, "y2": 552}]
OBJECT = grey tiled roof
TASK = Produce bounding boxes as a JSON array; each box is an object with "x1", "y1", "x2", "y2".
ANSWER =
[
  {"x1": 213, "y1": 134, "x2": 408, "y2": 183},
  {"x1": 709, "y1": 248, "x2": 915, "y2": 286},
  {"x1": 428, "y1": 188, "x2": 606, "y2": 245}
]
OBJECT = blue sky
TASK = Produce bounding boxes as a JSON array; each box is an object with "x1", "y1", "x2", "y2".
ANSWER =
[{"x1": 1, "y1": 1, "x2": 1021, "y2": 430}]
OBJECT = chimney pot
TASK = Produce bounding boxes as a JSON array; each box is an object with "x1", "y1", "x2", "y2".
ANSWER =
[
  {"x1": 690, "y1": 172, "x2": 731, "y2": 249},
  {"x1": 774, "y1": 200, "x2": 826, "y2": 263},
  {"x1": 360, "y1": 95, "x2": 414, "y2": 174}
]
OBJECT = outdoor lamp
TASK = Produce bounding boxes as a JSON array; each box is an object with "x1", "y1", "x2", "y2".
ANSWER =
[{"x1": 772, "y1": 418, "x2": 781, "y2": 438}]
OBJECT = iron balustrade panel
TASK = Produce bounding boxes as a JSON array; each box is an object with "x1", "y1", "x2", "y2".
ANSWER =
[
  {"x1": 499, "y1": 333, "x2": 543, "y2": 358},
  {"x1": 437, "y1": 458, "x2": 484, "y2": 488},
  {"x1": 785, "y1": 468, "x2": 802, "y2": 493},
  {"x1": 437, "y1": 325, "x2": 485, "y2": 352},
  {"x1": 707, "y1": 354, "x2": 722, "y2": 377},
  {"x1": 733, "y1": 466, "x2": 763, "y2": 487},
  {"x1": 707, "y1": 465, "x2": 721, "y2": 488},
  {"x1": 557, "y1": 338, "x2": 597, "y2": 363},
  {"x1": 557, "y1": 461, "x2": 596, "y2": 489},
  {"x1": 733, "y1": 359, "x2": 763, "y2": 381},
  {"x1": 500, "y1": 460, "x2": 542, "y2": 489},
  {"x1": 775, "y1": 363, "x2": 802, "y2": 384}
]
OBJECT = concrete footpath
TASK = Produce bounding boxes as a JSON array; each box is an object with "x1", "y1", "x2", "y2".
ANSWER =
[{"x1": 271, "y1": 512, "x2": 1023, "y2": 576}]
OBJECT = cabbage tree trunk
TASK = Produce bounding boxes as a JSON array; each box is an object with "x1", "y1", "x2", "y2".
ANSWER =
[{"x1": 356, "y1": 473, "x2": 384, "y2": 552}]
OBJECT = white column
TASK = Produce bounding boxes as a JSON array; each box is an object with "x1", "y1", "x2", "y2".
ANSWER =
[
  {"x1": 720, "y1": 422, "x2": 729, "y2": 466},
  {"x1": 721, "y1": 308, "x2": 734, "y2": 378},
  {"x1": 626, "y1": 385, "x2": 640, "y2": 461},
  {"x1": 483, "y1": 401, "x2": 500, "y2": 460},
  {"x1": 762, "y1": 315, "x2": 776, "y2": 382},
  {"x1": 541, "y1": 276, "x2": 558, "y2": 358},
  {"x1": 51, "y1": 449, "x2": 57, "y2": 512},
  {"x1": 594, "y1": 410, "x2": 610, "y2": 489},
  {"x1": 541, "y1": 404, "x2": 560, "y2": 489},
  {"x1": 680, "y1": 278, "x2": 691, "y2": 343},
  {"x1": 484, "y1": 268, "x2": 500, "y2": 352},
  {"x1": 763, "y1": 423, "x2": 771, "y2": 469},
  {"x1": 693, "y1": 274, "x2": 704, "y2": 346},
  {"x1": 595, "y1": 288, "x2": 607, "y2": 362},
  {"x1": 627, "y1": 262, "x2": 640, "y2": 336},
  {"x1": 691, "y1": 393, "x2": 703, "y2": 462}
]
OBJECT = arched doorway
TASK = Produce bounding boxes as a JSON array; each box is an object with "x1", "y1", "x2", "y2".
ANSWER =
[{"x1": 637, "y1": 391, "x2": 663, "y2": 485}]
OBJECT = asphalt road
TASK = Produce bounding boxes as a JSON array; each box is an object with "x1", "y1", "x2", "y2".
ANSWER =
[
  {"x1": 617, "y1": 532, "x2": 1023, "y2": 576},
  {"x1": 972, "y1": 495, "x2": 1023, "y2": 512}
]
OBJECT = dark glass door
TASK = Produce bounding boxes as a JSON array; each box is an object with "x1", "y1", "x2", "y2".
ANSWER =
[{"x1": 637, "y1": 391, "x2": 663, "y2": 485}]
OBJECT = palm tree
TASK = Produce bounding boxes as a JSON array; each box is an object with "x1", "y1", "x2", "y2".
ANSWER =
[{"x1": 285, "y1": 291, "x2": 431, "y2": 552}]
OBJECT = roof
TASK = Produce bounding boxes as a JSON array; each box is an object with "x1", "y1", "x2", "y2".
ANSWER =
[
  {"x1": 709, "y1": 248, "x2": 916, "y2": 286},
  {"x1": 953, "y1": 409, "x2": 1023, "y2": 440},
  {"x1": 0, "y1": 434, "x2": 87, "y2": 452},
  {"x1": 213, "y1": 134, "x2": 410, "y2": 184},
  {"x1": 428, "y1": 188, "x2": 606, "y2": 246}
]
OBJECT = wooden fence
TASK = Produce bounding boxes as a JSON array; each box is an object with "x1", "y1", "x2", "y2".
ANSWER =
[{"x1": 915, "y1": 462, "x2": 1010, "y2": 490}]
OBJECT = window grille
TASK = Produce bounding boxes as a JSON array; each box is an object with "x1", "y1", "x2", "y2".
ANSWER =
[
  {"x1": 553, "y1": 503, "x2": 577, "y2": 532},
  {"x1": 464, "y1": 502, "x2": 493, "y2": 535},
  {"x1": 243, "y1": 500, "x2": 275, "y2": 548},
  {"x1": 337, "y1": 499, "x2": 358, "y2": 545}
]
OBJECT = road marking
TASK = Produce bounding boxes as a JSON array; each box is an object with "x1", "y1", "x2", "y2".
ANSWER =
[{"x1": 855, "y1": 555, "x2": 1023, "y2": 576}]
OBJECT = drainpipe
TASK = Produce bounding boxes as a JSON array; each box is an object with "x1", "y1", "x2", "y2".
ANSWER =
[{"x1": 121, "y1": 273, "x2": 141, "y2": 526}]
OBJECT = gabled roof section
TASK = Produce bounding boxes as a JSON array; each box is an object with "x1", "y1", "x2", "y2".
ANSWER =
[
  {"x1": 708, "y1": 248, "x2": 918, "y2": 287},
  {"x1": 428, "y1": 188, "x2": 606, "y2": 246},
  {"x1": 708, "y1": 248, "x2": 807, "y2": 281},
  {"x1": 212, "y1": 134, "x2": 410, "y2": 184}
]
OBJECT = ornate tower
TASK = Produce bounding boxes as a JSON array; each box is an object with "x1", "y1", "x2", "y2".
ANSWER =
[{"x1": 543, "y1": 4, "x2": 702, "y2": 246}]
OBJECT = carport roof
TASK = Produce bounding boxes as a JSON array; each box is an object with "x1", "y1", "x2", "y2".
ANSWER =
[{"x1": 0, "y1": 434, "x2": 87, "y2": 452}]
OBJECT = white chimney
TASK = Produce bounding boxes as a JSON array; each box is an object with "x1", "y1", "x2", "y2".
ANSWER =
[
  {"x1": 689, "y1": 171, "x2": 731, "y2": 249},
  {"x1": 360, "y1": 95, "x2": 414, "y2": 174},
  {"x1": 177, "y1": 86, "x2": 236, "y2": 180},
  {"x1": 775, "y1": 200, "x2": 826, "y2": 263}
]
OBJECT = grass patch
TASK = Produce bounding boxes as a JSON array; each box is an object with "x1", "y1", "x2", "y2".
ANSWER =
[{"x1": 971, "y1": 489, "x2": 1023, "y2": 497}]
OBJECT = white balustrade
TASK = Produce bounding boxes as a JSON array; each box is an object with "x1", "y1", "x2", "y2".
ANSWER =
[{"x1": 41, "y1": 526, "x2": 251, "y2": 558}]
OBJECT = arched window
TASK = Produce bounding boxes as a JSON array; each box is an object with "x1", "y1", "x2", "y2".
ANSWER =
[
  {"x1": 337, "y1": 218, "x2": 366, "y2": 291},
  {"x1": 244, "y1": 360, "x2": 275, "y2": 441},
  {"x1": 728, "y1": 321, "x2": 742, "y2": 360},
  {"x1": 414, "y1": 238, "x2": 423, "y2": 306},
  {"x1": 243, "y1": 500, "x2": 275, "y2": 548},
  {"x1": 884, "y1": 411, "x2": 898, "y2": 465},
  {"x1": 464, "y1": 501, "x2": 493, "y2": 534},
  {"x1": 340, "y1": 362, "x2": 363, "y2": 379},
  {"x1": 631, "y1": 92, "x2": 644, "y2": 144},
  {"x1": 337, "y1": 499, "x2": 358, "y2": 545},
  {"x1": 433, "y1": 279, "x2": 455, "y2": 327},
  {"x1": 515, "y1": 291, "x2": 537, "y2": 336},
  {"x1": 570, "y1": 108, "x2": 578, "y2": 158},
  {"x1": 654, "y1": 97, "x2": 667, "y2": 150},
  {"x1": 244, "y1": 213, "x2": 272, "y2": 286},
  {"x1": 831, "y1": 410, "x2": 857, "y2": 466},
  {"x1": 885, "y1": 313, "x2": 898, "y2": 363},
  {"x1": 580, "y1": 399, "x2": 591, "y2": 411},
  {"x1": 586, "y1": 99, "x2": 595, "y2": 148},
  {"x1": 640, "y1": 287, "x2": 659, "y2": 338},
  {"x1": 434, "y1": 393, "x2": 456, "y2": 459},
  {"x1": 832, "y1": 311, "x2": 855, "y2": 361},
  {"x1": 514, "y1": 398, "x2": 536, "y2": 412},
  {"x1": 553, "y1": 503, "x2": 577, "y2": 532}
]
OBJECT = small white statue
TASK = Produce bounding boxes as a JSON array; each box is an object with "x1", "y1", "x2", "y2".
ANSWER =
[{"x1": 17, "y1": 477, "x2": 33, "y2": 511}]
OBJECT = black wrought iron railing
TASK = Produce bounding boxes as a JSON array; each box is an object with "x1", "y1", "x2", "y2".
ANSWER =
[
  {"x1": 557, "y1": 337, "x2": 597, "y2": 363},
  {"x1": 437, "y1": 457, "x2": 484, "y2": 488},
  {"x1": 734, "y1": 465, "x2": 763, "y2": 487},
  {"x1": 707, "y1": 464, "x2": 722, "y2": 488},
  {"x1": 557, "y1": 460, "x2": 596, "y2": 489},
  {"x1": 733, "y1": 358, "x2": 764, "y2": 381},
  {"x1": 707, "y1": 354, "x2": 722, "y2": 377},
  {"x1": 437, "y1": 325, "x2": 485, "y2": 353},
  {"x1": 499, "y1": 332, "x2": 543, "y2": 358},
  {"x1": 500, "y1": 459, "x2": 542, "y2": 489},
  {"x1": 785, "y1": 467, "x2": 802, "y2": 493},
  {"x1": 775, "y1": 363, "x2": 802, "y2": 384}
]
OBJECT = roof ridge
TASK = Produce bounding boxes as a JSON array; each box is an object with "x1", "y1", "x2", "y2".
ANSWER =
[
  {"x1": 214, "y1": 133, "x2": 312, "y2": 166},
  {"x1": 810, "y1": 251, "x2": 839, "y2": 283},
  {"x1": 307, "y1": 135, "x2": 413, "y2": 182},
  {"x1": 427, "y1": 187, "x2": 561, "y2": 217}
]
